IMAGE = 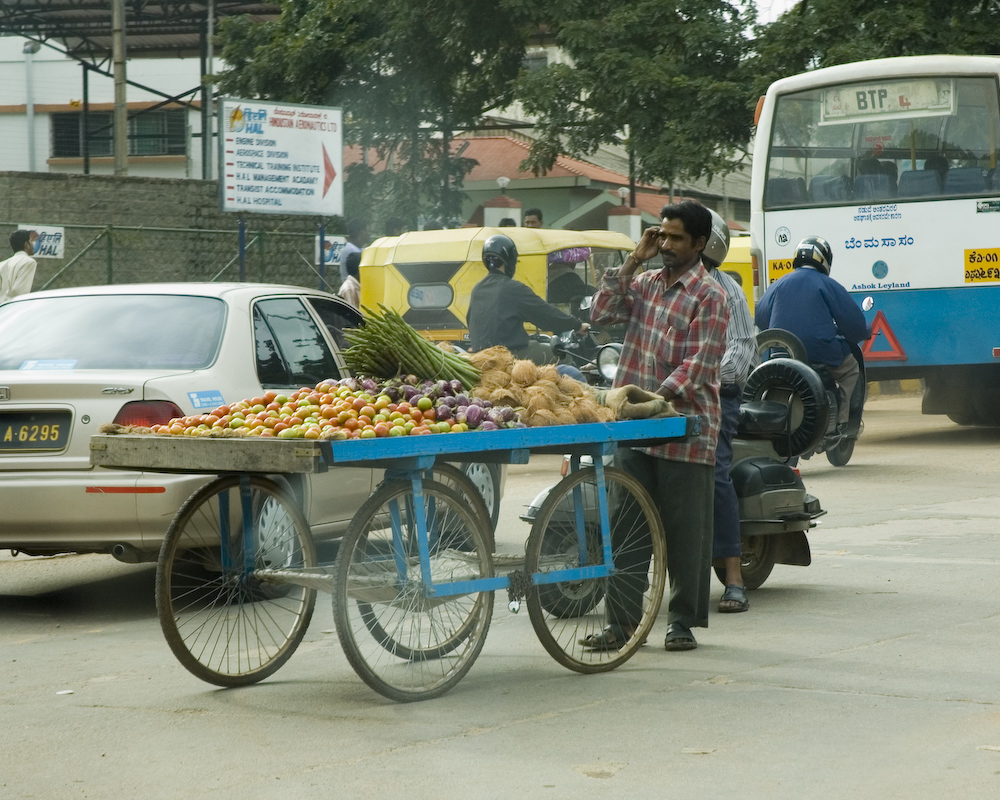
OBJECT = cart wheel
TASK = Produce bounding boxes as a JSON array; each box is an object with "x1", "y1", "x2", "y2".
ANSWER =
[
  {"x1": 156, "y1": 475, "x2": 317, "y2": 687},
  {"x1": 332, "y1": 479, "x2": 494, "y2": 702},
  {"x1": 432, "y1": 463, "x2": 496, "y2": 552},
  {"x1": 525, "y1": 467, "x2": 665, "y2": 673}
]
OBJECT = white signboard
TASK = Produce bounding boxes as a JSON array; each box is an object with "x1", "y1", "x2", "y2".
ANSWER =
[
  {"x1": 18, "y1": 225, "x2": 65, "y2": 259},
  {"x1": 820, "y1": 79, "x2": 955, "y2": 125},
  {"x1": 219, "y1": 98, "x2": 343, "y2": 216}
]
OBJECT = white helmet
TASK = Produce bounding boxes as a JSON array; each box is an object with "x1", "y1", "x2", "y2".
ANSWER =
[{"x1": 702, "y1": 209, "x2": 730, "y2": 269}]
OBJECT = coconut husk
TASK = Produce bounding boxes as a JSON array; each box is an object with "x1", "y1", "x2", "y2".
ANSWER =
[
  {"x1": 489, "y1": 387, "x2": 524, "y2": 408},
  {"x1": 472, "y1": 385, "x2": 493, "y2": 400},
  {"x1": 552, "y1": 407, "x2": 577, "y2": 425},
  {"x1": 556, "y1": 374, "x2": 587, "y2": 397},
  {"x1": 510, "y1": 359, "x2": 539, "y2": 386},
  {"x1": 468, "y1": 346, "x2": 514, "y2": 373},
  {"x1": 570, "y1": 396, "x2": 615, "y2": 423},
  {"x1": 524, "y1": 408, "x2": 558, "y2": 427},
  {"x1": 536, "y1": 364, "x2": 561, "y2": 384},
  {"x1": 523, "y1": 384, "x2": 557, "y2": 415},
  {"x1": 477, "y1": 367, "x2": 511, "y2": 390},
  {"x1": 531, "y1": 379, "x2": 561, "y2": 402}
]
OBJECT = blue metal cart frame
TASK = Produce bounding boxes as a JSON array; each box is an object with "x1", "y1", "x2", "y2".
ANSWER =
[{"x1": 91, "y1": 415, "x2": 696, "y2": 701}]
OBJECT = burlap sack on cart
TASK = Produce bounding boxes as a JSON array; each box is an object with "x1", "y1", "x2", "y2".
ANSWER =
[{"x1": 594, "y1": 384, "x2": 679, "y2": 420}]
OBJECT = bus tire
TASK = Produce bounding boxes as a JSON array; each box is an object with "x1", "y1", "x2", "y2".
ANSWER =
[{"x1": 743, "y1": 358, "x2": 831, "y2": 458}]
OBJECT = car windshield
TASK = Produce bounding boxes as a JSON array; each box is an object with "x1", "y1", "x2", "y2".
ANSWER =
[{"x1": 0, "y1": 294, "x2": 226, "y2": 370}]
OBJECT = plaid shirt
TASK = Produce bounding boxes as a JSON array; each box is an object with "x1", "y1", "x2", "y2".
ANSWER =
[{"x1": 592, "y1": 261, "x2": 729, "y2": 465}]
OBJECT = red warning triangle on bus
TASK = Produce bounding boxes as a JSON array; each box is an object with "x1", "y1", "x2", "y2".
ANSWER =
[{"x1": 862, "y1": 310, "x2": 907, "y2": 361}]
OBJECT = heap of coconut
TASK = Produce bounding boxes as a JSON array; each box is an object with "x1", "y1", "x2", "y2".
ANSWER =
[{"x1": 466, "y1": 346, "x2": 613, "y2": 427}]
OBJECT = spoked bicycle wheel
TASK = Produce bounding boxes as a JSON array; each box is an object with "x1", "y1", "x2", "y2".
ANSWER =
[
  {"x1": 525, "y1": 466, "x2": 665, "y2": 673},
  {"x1": 156, "y1": 475, "x2": 317, "y2": 687},
  {"x1": 332, "y1": 478, "x2": 494, "y2": 702}
]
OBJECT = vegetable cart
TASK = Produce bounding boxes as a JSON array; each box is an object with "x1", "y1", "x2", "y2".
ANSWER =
[{"x1": 90, "y1": 416, "x2": 696, "y2": 702}]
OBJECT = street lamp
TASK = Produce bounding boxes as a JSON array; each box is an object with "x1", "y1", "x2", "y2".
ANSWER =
[
  {"x1": 496, "y1": 176, "x2": 510, "y2": 195},
  {"x1": 23, "y1": 40, "x2": 41, "y2": 172},
  {"x1": 616, "y1": 186, "x2": 629, "y2": 206}
]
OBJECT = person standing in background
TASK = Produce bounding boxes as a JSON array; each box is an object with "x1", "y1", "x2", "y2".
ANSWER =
[
  {"x1": 0, "y1": 230, "x2": 37, "y2": 302},
  {"x1": 524, "y1": 209, "x2": 543, "y2": 228},
  {"x1": 338, "y1": 251, "x2": 361, "y2": 309},
  {"x1": 339, "y1": 219, "x2": 368, "y2": 283}
]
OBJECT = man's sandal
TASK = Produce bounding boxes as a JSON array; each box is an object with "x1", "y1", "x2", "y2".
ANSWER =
[
  {"x1": 579, "y1": 625, "x2": 629, "y2": 651},
  {"x1": 664, "y1": 623, "x2": 698, "y2": 651},
  {"x1": 719, "y1": 584, "x2": 749, "y2": 613}
]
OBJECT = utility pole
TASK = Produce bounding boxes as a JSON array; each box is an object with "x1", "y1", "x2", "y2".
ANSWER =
[{"x1": 112, "y1": 0, "x2": 128, "y2": 175}]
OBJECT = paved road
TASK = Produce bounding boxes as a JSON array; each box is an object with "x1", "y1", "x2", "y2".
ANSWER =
[{"x1": 3, "y1": 392, "x2": 1000, "y2": 799}]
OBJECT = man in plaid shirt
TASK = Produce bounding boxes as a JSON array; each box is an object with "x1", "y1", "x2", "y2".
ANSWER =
[{"x1": 586, "y1": 200, "x2": 729, "y2": 652}]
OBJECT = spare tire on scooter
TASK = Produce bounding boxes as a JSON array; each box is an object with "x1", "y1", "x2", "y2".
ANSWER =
[{"x1": 742, "y1": 358, "x2": 830, "y2": 458}]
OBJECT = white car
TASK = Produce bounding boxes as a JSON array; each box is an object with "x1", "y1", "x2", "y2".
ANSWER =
[{"x1": 0, "y1": 283, "x2": 503, "y2": 560}]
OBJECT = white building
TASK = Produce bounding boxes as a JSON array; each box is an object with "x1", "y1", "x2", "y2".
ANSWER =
[{"x1": 0, "y1": 35, "x2": 210, "y2": 179}]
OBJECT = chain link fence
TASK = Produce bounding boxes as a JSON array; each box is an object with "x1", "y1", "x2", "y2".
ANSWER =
[{"x1": 3, "y1": 222, "x2": 341, "y2": 293}]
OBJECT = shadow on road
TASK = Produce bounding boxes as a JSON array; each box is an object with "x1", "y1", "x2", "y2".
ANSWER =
[{"x1": 0, "y1": 558, "x2": 156, "y2": 624}]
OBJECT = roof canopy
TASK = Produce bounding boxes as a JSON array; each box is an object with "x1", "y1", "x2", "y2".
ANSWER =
[{"x1": 0, "y1": 1, "x2": 278, "y2": 61}]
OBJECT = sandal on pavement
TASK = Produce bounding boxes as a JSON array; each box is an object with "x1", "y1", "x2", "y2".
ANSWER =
[
  {"x1": 664, "y1": 623, "x2": 697, "y2": 651},
  {"x1": 579, "y1": 625, "x2": 629, "y2": 651},
  {"x1": 719, "y1": 584, "x2": 749, "y2": 613}
]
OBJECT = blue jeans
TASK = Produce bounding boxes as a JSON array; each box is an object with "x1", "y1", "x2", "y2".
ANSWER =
[{"x1": 713, "y1": 391, "x2": 742, "y2": 560}]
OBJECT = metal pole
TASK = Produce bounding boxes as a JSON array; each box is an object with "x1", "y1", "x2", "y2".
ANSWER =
[
  {"x1": 199, "y1": 20, "x2": 211, "y2": 180},
  {"x1": 82, "y1": 64, "x2": 90, "y2": 175},
  {"x1": 112, "y1": 0, "x2": 128, "y2": 175},
  {"x1": 205, "y1": 0, "x2": 215, "y2": 179},
  {"x1": 23, "y1": 41, "x2": 40, "y2": 172},
  {"x1": 318, "y1": 222, "x2": 326, "y2": 291}
]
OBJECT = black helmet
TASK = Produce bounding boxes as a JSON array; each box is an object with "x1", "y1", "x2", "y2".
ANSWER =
[
  {"x1": 792, "y1": 235, "x2": 834, "y2": 275},
  {"x1": 483, "y1": 234, "x2": 518, "y2": 276}
]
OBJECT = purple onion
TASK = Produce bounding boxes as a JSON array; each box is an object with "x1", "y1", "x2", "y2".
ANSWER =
[
  {"x1": 362, "y1": 377, "x2": 379, "y2": 393},
  {"x1": 435, "y1": 405, "x2": 453, "y2": 422},
  {"x1": 401, "y1": 385, "x2": 419, "y2": 400},
  {"x1": 449, "y1": 379, "x2": 464, "y2": 394},
  {"x1": 454, "y1": 410, "x2": 467, "y2": 425},
  {"x1": 454, "y1": 394, "x2": 470, "y2": 406},
  {"x1": 383, "y1": 385, "x2": 400, "y2": 402},
  {"x1": 480, "y1": 420, "x2": 499, "y2": 431},
  {"x1": 441, "y1": 396, "x2": 459, "y2": 408},
  {"x1": 403, "y1": 374, "x2": 419, "y2": 386}
]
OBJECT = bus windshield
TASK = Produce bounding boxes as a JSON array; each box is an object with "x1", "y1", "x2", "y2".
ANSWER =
[{"x1": 764, "y1": 75, "x2": 1000, "y2": 208}]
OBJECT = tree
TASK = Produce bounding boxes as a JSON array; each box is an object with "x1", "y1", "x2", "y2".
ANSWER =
[
  {"x1": 216, "y1": 0, "x2": 540, "y2": 228},
  {"x1": 749, "y1": 0, "x2": 1000, "y2": 97},
  {"x1": 515, "y1": 0, "x2": 757, "y2": 190}
]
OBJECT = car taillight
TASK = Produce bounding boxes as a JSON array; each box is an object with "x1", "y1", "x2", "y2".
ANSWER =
[{"x1": 113, "y1": 400, "x2": 184, "y2": 427}]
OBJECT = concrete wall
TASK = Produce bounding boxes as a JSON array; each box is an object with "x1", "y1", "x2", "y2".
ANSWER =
[{"x1": 0, "y1": 172, "x2": 340, "y2": 290}]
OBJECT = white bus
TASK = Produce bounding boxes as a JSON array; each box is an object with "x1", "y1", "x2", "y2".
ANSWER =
[{"x1": 750, "y1": 55, "x2": 1000, "y2": 424}]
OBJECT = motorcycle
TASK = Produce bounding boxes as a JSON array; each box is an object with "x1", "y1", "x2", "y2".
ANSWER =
[
  {"x1": 520, "y1": 352, "x2": 831, "y2": 592},
  {"x1": 755, "y1": 328, "x2": 866, "y2": 467}
]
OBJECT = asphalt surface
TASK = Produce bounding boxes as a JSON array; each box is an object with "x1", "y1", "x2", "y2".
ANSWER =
[{"x1": 3, "y1": 392, "x2": 1000, "y2": 799}]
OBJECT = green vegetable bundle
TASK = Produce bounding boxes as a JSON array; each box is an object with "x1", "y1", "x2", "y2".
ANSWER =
[{"x1": 343, "y1": 305, "x2": 481, "y2": 389}]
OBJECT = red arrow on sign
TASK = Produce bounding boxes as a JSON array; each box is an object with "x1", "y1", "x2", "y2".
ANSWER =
[{"x1": 322, "y1": 143, "x2": 337, "y2": 198}]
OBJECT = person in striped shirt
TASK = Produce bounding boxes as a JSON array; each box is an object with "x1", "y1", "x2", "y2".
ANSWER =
[
  {"x1": 586, "y1": 200, "x2": 729, "y2": 653},
  {"x1": 703, "y1": 211, "x2": 759, "y2": 614}
]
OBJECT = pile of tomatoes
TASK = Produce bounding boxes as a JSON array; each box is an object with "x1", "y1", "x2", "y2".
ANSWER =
[{"x1": 152, "y1": 381, "x2": 477, "y2": 440}]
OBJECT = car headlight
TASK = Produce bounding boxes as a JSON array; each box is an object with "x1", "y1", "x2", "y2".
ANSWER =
[{"x1": 596, "y1": 344, "x2": 621, "y2": 381}]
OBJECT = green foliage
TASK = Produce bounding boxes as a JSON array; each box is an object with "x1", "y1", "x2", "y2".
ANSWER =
[
  {"x1": 216, "y1": 0, "x2": 540, "y2": 225},
  {"x1": 750, "y1": 0, "x2": 1000, "y2": 97},
  {"x1": 516, "y1": 0, "x2": 757, "y2": 186}
]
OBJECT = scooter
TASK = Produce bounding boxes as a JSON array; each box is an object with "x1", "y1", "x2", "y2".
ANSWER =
[
  {"x1": 520, "y1": 354, "x2": 830, "y2": 591},
  {"x1": 755, "y1": 328, "x2": 866, "y2": 467}
]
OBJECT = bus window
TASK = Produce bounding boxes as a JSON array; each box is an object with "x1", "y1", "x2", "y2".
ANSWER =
[{"x1": 764, "y1": 75, "x2": 1000, "y2": 208}]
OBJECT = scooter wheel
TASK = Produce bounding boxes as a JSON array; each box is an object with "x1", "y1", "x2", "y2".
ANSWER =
[{"x1": 825, "y1": 436, "x2": 856, "y2": 466}]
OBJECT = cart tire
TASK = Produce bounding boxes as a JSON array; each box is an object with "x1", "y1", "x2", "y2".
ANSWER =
[
  {"x1": 525, "y1": 467, "x2": 665, "y2": 674},
  {"x1": 156, "y1": 475, "x2": 317, "y2": 687},
  {"x1": 332, "y1": 479, "x2": 494, "y2": 702}
]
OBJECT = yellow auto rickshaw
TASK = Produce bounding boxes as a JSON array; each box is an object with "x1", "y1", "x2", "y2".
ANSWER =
[{"x1": 359, "y1": 227, "x2": 636, "y2": 341}]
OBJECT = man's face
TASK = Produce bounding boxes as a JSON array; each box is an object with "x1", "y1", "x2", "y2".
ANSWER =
[
  {"x1": 524, "y1": 214, "x2": 542, "y2": 229},
  {"x1": 657, "y1": 218, "x2": 705, "y2": 271}
]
